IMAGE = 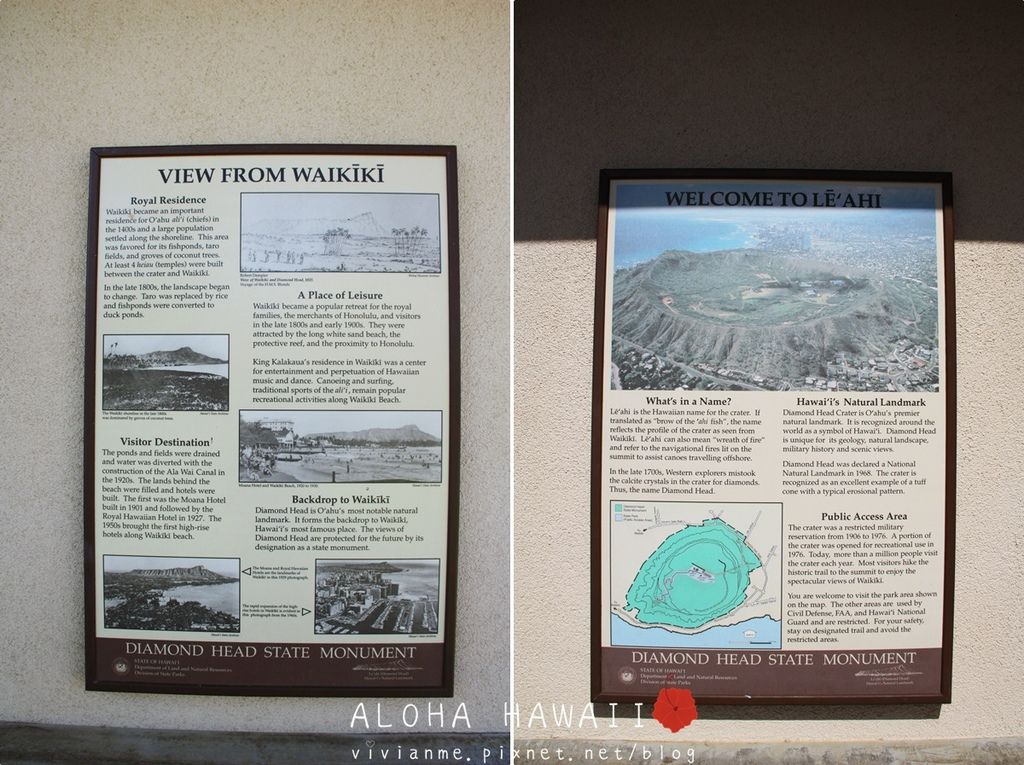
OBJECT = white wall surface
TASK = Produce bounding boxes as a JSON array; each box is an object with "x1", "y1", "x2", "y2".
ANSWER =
[
  {"x1": 514, "y1": 0, "x2": 1024, "y2": 742},
  {"x1": 0, "y1": 0, "x2": 509, "y2": 733}
]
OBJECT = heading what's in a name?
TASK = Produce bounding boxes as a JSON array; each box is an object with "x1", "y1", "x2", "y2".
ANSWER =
[
  {"x1": 643, "y1": 395, "x2": 734, "y2": 407},
  {"x1": 157, "y1": 164, "x2": 385, "y2": 184}
]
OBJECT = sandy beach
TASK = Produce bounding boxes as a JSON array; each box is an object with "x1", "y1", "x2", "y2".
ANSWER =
[{"x1": 240, "y1": 446, "x2": 441, "y2": 483}]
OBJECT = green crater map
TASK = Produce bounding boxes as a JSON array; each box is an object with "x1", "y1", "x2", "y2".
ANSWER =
[{"x1": 626, "y1": 519, "x2": 762, "y2": 630}]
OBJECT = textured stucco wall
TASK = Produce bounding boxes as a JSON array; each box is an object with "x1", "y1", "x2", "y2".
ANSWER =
[
  {"x1": 0, "y1": 0, "x2": 509, "y2": 733},
  {"x1": 514, "y1": 0, "x2": 1024, "y2": 742}
]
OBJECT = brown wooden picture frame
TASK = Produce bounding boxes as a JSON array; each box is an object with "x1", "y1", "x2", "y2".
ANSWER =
[
  {"x1": 85, "y1": 144, "x2": 460, "y2": 696},
  {"x1": 590, "y1": 169, "x2": 955, "y2": 704}
]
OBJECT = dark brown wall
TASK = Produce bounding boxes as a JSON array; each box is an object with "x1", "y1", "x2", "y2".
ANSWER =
[{"x1": 515, "y1": 0, "x2": 1024, "y2": 243}]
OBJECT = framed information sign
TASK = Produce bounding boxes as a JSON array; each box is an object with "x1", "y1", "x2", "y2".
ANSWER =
[
  {"x1": 86, "y1": 145, "x2": 460, "y2": 695},
  {"x1": 591, "y1": 170, "x2": 955, "y2": 703}
]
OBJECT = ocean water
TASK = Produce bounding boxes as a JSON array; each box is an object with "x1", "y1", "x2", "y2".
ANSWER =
[
  {"x1": 611, "y1": 613, "x2": 781, "y2": 649},
  {"x1": 160, "y1": 582, "x2": 239, "y2": 616},
  {"x1": 387, "y1": 562, "x2": 440, "y2": 600},
  {"x1": 614, "y1": 219, "x2": 752, "y2": 268},
  {"x1": 145, "y1": 363, "x2": 229, "y2": 378}
]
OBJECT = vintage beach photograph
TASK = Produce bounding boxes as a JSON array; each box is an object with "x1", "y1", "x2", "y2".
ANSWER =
[
  {"x1": 314, "y1": 559, "x2": 440, "y2": 635},
  {"x1": 102, "y1": 334, "x2": 229, "y2": 411},
  {"x1": 240, "y1": 192, "x2": 441, "y2": 273},
  {"x1": 238, "y1": 409, "x2": 442, "y2": 484},
  {"x1": 103, "y1": 555, "x2": 240, "y2": 633}
]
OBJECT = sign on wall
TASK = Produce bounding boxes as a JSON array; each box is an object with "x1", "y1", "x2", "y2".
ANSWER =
[
  {"x1": 591, "y1": 170, "x2": 955, "y2": 703},
  {"x1": 86, "y1": 145, "x2": 460, "y2": 695}
]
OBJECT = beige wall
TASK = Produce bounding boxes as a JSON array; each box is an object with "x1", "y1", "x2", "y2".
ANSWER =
[
  {"x1": 514, "y1": 0, "x2": 1024, "y2": 742},
  {"x1": 0, "y1": 0, "x2": 508, "y2": 732}
]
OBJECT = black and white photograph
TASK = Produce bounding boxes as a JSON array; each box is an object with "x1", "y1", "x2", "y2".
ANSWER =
[
  {"x1": 314, "y1": 559, "x2": 440, "y2": 635},
  {"x1": 102, "y1": 334, "x2": 229, "y2": 411},
  {"x1": 240, "y1": 192, "x2": 442, "y2": 273},
  {"x1": 239, "y1": 409, "x2": 443, "y2": 483},
  {"x1": 103, "y1": 555, "x2": 240, "y2": 633}
]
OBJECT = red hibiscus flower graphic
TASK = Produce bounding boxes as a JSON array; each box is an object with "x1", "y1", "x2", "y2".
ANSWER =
[{"x1": 653, "y1": 687, "x2": 698, "y2": 732}]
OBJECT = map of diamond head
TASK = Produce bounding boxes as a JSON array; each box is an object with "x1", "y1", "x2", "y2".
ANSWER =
[{"x1": 611, "y1": 501, "x2": 782, "y2": 649}]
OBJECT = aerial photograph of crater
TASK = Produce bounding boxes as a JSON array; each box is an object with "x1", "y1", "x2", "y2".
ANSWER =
[{"x1": 609, "y1": 182, "x2": 942, "y2": 393}]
